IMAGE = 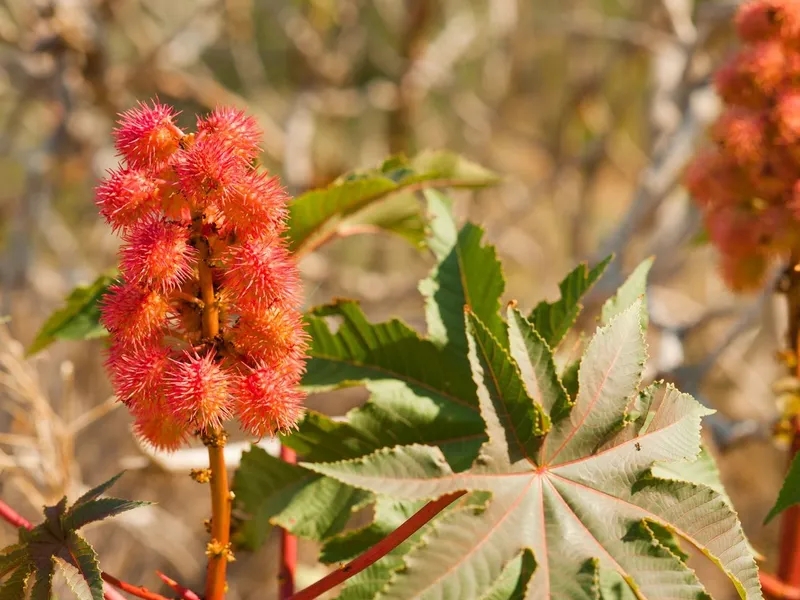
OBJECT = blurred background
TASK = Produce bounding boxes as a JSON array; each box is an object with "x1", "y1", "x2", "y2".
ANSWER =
[{"x1": 0, "y1": 0, "x2": 787, "y2": 598}]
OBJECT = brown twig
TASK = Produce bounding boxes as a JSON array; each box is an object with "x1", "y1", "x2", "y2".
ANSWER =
[{"x1": 290, "y1": 491, "x2": 466, "y2": 600}]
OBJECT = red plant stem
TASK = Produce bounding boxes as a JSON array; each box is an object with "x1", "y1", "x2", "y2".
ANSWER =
[
  {"x1": 101, "y1": 573, "x2": 173, "y2": 600},
  {"x1": 762, "y1": 571, "x2": 800, "y2": 600},
  {"x1": 279, "y1": 444, "x2": 298, "y2": 600},
  {"x1": 779, "y1": 258, "x2": 800, "y2": 588},
  {"x1": 0, "y1": 499, "x2": 178, "y2": 600},
  {"x1": 156, "y1": 571, "x2": 203, "y2": 600},
  {"x1": 0, "y1": 500, "x2": 31, "y2": 529},
  {"x1": 290, "y1": 491, "x2": 466, "y2": 600}
]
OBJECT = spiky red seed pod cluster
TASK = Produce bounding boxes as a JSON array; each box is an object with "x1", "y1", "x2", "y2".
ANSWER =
[
  {"x1": 98, "y1": 100, "x2": 308, "y2": 450},
  {"x1": 685, "y1": 0, "x2": 800, "y2": 290}
]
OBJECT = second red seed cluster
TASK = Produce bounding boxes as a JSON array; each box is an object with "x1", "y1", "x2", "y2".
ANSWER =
[{"x1": 686, "y1": 0, "x2": 800, "y2": 290}]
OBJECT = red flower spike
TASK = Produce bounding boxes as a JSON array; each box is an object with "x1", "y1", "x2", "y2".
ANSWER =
[
  {"x1": 115, "y1": 101, "x2": 184, "y2": 169},
  {"x1": 223, "y1": 171, "x2": 290, "y2": 238},
  {"x1": 100, "y1": 283, "x2": 170, "y2": 343},
  {"x1": 95, "y1": 168, "x2": 162, "y2": 231},
  {"x1": 222, "y1": 236, "x2": 301, "y2": 310},
  {"x1": 120, "y1": 217, "x2": 197, "y2": 292},
  {"x1": 100, "y1": 99, "x2": 307, "y2": 449},
  {"x1": 174, "y1": 138, "x2": 245, "y2": 207},
  {"x1": 106, "y1": 340, "x2": 171, "y2": 410},
  {"x1": 133, "y1": 408, "x2": 190, "y2": 452},
  {"x1": 233, "y1": 363, "x2": 305, "y2": 437},
  {"x1": 164, "y1": 352, "x2": 233, "y2": 432},
  {"x1": 231, "y1": 305, "x2": 308, "y2": 366},
  {"x1": 197, "y1": 106, "x2": 262, "y2": 162}
]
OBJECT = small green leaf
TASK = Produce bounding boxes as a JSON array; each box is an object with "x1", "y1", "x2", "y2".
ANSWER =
[
  {"x1": 62, "y1": 497, "x2": 149, "y2": 532},
  {"x1": 73, "y1": 472, "x2": 126, "y2": 507},
  {"x1": 0, "y1": 544, "x2": 29, "y2": 578},
  {"x1": 288, "y1": 150, "x2": 497, "y2": 255},
  {"x1": 766, "y1": 451, "x2": 800, "y2": 524},
  {"x1": 65, "y1": 532, "x2": 104, "y2": 600},
  {"x1": 601, "y1": 258, "x2": 653, "y2": 327},
  {"x1": 27, "y1": 274, "x2": 115, "y2": 356},
  {"x1": 29, "y1": 556, "x2": 55, "y2": 600},
  {"x1": 0, "y1": 560, "x2": 31, "y2": 600},
  {"x1": 529, "y1": 256, "x2": 611, "y2": 348}
]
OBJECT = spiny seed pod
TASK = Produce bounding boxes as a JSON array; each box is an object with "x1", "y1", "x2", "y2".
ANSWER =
[
  {"x1": 99, "y1": 100, "x2": 308, "y2": 450},
  {"x1": 686, "y1": 0, "x2": 800, "y2": 291}
]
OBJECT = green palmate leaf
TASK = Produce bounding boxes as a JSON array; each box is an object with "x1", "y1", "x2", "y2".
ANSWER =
[
  {"x1": 65, "y1": 532, "x2": 103, "y2": 600},
  {"x1": 27, "y1": 273, "x2": 115, "y2": 355},
  {"x1": 288, "y1": 150, "x2": 498, "y2": 255},
  {"x1": 601, "y1": 257, "x2": 654, "y2": 328},
  {"x1": 421, "y1": 189, "x2": 507, "y2": 352},
  {"x1": 233, "y1": 444, "x2": 371, "y2": 548},
  {"x1": 765, "y1": 451, "x2": 800, "y2": 524},
  {"x1": 528, "y1": 256, "x2": 611, "y2": 349},
  {"x1": 54, "y1": 556, "x2": 94, "y2": 600},
  {"x1": 308, "y1": 303, "x2": 760, "y2": 599}
]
